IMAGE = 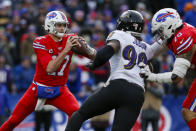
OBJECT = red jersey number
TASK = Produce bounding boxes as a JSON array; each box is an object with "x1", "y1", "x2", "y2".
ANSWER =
[{"x1": 48, "y1": 55, "x2": 70, "y2": 76}]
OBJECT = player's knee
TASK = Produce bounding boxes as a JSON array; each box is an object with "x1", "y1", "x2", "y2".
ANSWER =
[
  {"x1": 182, "y1": 108, "x2": 196, "y2": 122},
  {"x1": 74, "y1": 111, "x2": 85, "y2": 121}
]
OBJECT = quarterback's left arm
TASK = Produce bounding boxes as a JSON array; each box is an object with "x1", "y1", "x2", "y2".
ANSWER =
[{"x1": 139, "y1": 44, "x2": 196, "y2": 83}]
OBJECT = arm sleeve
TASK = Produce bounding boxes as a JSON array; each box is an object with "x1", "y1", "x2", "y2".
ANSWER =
[
  {"x1": 90, "y1": 45, "x2": 115, "y2": 69},
  {"x1": 146, "y1": 40, "x2": 165, "y2": 60}
]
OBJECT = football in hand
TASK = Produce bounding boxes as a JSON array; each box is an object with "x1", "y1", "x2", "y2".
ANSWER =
[{"x1": 71, "y1": 37, "x2": 88, "y2": 55}]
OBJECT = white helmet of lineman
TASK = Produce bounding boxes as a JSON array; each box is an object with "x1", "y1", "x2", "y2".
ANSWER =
[
  {"x1": 151, "y1": 8, "x2": 183, "y2": 41},
  {"x1": 44, "y1": 11, "x2": 69, "y2": 38}
]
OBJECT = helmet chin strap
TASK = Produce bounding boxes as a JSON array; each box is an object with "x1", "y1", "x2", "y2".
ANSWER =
[
  {"x1": 53, "y1": 26, "x2": 67, "y2": 39},
  {"x1": 55, "y1": 32, "x2": 64, "y2": 38}
]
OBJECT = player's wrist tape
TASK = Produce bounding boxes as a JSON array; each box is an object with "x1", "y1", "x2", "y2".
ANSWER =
[
  {"x1": 148, "y1": 72, "x2": 172, "y2": 83},
  {"x1": 172, "y1": 58, "x2": 191, "y2": 78},
  {"x1": 86, "y1": 44, "x2": 96, "y2": 56}
]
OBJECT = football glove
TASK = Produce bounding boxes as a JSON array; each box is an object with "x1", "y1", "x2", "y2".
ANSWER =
[{"x1": 138, "y1": 62, "x2": 156, "y2": 81}]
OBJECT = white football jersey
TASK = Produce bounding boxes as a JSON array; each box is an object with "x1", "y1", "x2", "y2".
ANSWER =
[{"x1": 106, "y1": 30, "x2": 153, "y2": 90}]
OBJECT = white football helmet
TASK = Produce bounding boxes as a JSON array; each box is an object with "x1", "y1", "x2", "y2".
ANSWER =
[
  {"x1": 151, "y1": 8, "x2": 182, "y2": 41},
  {"x1": 44, "y1": 11, "x2": 69, "y2": 38}
]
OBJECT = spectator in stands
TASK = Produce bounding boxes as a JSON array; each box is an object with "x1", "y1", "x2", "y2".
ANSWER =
[
  {"x1": 0, "y1": 84, "x2": 10, "y2": 126},
  {"x1": 0, "y1": 1, "x2": 11, "y2": 27},
  {"x1": 0, "y1": 54, "x2": 13, "y2": 93},
  {"x1": 184, "y1": 0, "x2": 196, "y2": 27},
  {"x1": 184, "y1": 2, "x2": 193, "y2": 13},
  {"x1": 35, "y1": 15, "x2": 46, "y2": 36},
  {"x1": 141, "y1": 82, "x2": 164, "y2": 131},
  {"x1": 74, "y1": 10, "x2": 85, "y2": 27},
  {"x1": 13, "y1": 56, "x2": 34, "y2": 94},
  {"x1": 136, "y1": 2, "x2": 152, "y2": 22},
  {"x1": 175, "y1": 0, "x2": 192, "y2": 16},
  {"x1": 90, "y1": 31, "x2": 110, "y2": 84},
  {"x1": 0, "y1": 27, "x2": 16, "y2": 66},
  {"x1": 20, "y1": 25, "x2": 37, "y2": 63},
  {"x1": 34, "y1": 105, "x2": 54, "y2": 131},
  {"x1": 171, "y1": 79, "x2": 188, "y2": 97}
]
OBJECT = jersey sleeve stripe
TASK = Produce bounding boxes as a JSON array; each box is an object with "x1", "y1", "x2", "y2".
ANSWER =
[
  {"x1": 177, "y1": 36, "x2": 191, "y2": 51},
  {"x1": 177, "y1": 39, "x2": 193, "y2": 54},
  {"x1": 33, "y1": 46, "x2": 47, "y2": 50},
  {"x1": 189, "y1": 97, "x2": 196, "y2": 112},
  {"x1": 33, "y1": 43, "x2": 46, "y2": 48}
]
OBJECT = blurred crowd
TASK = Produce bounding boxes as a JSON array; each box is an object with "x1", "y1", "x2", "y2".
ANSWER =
[{"x1": 0, "y1": 0, "x2": 196, "y2": 129}]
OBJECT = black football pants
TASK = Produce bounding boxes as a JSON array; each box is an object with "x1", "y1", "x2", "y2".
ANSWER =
[{"x1": 65, "y1": 79, "x2": 144, "y2": 131}]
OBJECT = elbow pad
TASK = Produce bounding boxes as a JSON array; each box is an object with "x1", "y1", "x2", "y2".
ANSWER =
[
  {"x1": 172, "y1": 58, "x2": 191, "y2": 78},
  {"x1": 145, "y1": 58, "x2": 190, "y2": 83},
  {"x1": 154, "y1": 58, "x2": 190, "y2": 83}
]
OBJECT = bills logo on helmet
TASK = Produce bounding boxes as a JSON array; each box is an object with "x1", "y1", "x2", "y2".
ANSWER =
[
  {"x1": 156, "y1": 12, "x2": 175, "y2": 22},
  {"x1": 48, "y1": 12, "x2": 57, "y2": 20}
]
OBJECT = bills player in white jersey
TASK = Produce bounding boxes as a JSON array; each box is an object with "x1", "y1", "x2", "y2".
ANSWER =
[{"x1": 65, "y1": 10, "x2": 159, "y2": 131}]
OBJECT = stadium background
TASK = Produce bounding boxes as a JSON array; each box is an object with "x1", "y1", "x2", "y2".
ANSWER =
[{"x1": 0, "y1": 0, "x2": 195, "y2": 130}]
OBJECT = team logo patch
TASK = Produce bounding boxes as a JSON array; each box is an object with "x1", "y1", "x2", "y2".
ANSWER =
[
  {"x1": 49, "y1": 49, "x2": 53, "y2": 53},
  {"x1": 107, "y1": 32, "x2": 115, "y2": 40},
  {"x1": 48, "y1": 12, "x2": 57, "y2": 20},
  {"x1": 44, "y1": 88, "x2": 54, "y2": 94},
  {"x1": 156, "y1": 12, "x2": 175, "y2": 22}
]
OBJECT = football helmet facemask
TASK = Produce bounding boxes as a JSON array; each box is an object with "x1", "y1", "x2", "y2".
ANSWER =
[{"x1": 44, "y1": 11, "x2": 69, "y2": 38}]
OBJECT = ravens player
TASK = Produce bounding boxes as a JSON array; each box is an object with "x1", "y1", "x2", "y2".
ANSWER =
[{"x1": 65, "y1": 10, "x2": 161, "y2": 131}]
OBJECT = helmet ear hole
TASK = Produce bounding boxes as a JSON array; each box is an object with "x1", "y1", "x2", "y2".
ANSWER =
[{"x1": 168, "y1": 25, "x2": 172, "y2": 29}]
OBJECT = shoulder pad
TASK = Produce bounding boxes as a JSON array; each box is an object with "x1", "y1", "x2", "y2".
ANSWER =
[{"x1": 106, "y1": 30, "x2": 125, "y2": 42}]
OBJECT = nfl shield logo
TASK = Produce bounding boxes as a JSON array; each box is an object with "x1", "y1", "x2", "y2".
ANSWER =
[{"x1": 49, "y1": 49, "x2": 53, "y2": 53}]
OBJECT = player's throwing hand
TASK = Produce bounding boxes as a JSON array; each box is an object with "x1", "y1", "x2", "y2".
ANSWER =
[{"x1": 63, "y1": 36, "x2": 81, "y2": 53}]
